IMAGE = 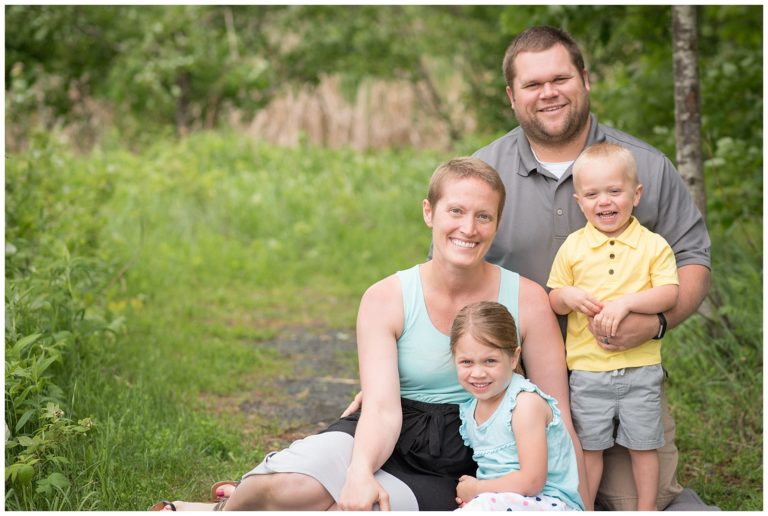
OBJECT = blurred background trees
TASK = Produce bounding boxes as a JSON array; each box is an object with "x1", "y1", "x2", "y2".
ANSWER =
[{"x1": 6, "y1": 6, "x2": 762, "y2": 154}]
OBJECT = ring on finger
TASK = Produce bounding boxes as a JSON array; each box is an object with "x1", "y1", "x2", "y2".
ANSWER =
[{"x1": 602, "y1": 336, "x2": 610, "y2": 345}]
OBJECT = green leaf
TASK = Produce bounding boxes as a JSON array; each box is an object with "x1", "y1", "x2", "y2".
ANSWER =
[
  {"x1": 35, "y1": 472, "x2": 70, "y2": 494},
  {"x1": 17, "y1": 435, "x2": 37, "y2": 448},
  {"x1": 11, "y1": 333, "x2": 42, "y2": 356},
  {"x1": 6, "y1": 463, "x2": 35, "y2": 485},
  {"x1": 15, "y1": 408, "x2": 36, "y2": 432}
]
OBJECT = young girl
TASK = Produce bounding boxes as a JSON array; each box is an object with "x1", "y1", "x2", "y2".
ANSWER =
[{"x1": 451, "y1": 301, "x2": 584, "y2": 511}]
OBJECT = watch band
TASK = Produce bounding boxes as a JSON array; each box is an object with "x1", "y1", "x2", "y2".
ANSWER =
[{"x1": 653, "y1": 312, "x2": 667, "y2": 340}]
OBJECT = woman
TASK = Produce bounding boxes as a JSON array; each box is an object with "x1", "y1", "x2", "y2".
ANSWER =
[{"x1": 151, "y1": 157, "x2": 586, "y2": 511}]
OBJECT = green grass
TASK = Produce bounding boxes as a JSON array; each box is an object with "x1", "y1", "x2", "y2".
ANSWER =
[
  {"x1": 663, "y1": 220, "x2": 763, "y2": 511},
  {"x1": 5, "y1": 130, "x2": 762, "y2": 510}
]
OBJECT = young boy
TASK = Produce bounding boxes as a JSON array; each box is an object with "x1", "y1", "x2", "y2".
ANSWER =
[{"x1": 547, "y1": 143, "x2": 679, "y2": 511}]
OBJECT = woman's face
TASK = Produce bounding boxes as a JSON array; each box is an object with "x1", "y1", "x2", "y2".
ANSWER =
[{"x1": 423, "y1": 177, "x2": 501, "y2": 269}]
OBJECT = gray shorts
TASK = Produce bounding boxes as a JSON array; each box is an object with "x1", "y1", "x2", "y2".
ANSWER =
[
  {"x1": 570, "y1": 364, "x2": 665, "y2": 451},
  {"x1": 244, "y1": 431, "x2": 418, "y2": 510}
]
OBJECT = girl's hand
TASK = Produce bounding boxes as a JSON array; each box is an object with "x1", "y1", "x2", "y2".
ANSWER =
[{"x1": 456, "y1": 475, "x2": 480, "y2": 503}]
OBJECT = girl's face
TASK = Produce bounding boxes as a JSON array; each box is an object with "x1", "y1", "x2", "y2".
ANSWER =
[
  {"x1": 423, "y1": 177, "x2": 500, "y2": 269},
  {"x1": 453, "y1": 333, "x2": 520, "y2": 404}
]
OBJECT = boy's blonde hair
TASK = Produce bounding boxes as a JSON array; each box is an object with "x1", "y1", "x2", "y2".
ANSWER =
[{"x1": 572, "y1": 142, "x2": 638, "y2": 190}]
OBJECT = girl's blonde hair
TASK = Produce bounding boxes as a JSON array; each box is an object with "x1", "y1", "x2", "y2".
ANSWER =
[{"x1": 450, "y1": 301, "x2": 524, "y2": 375}]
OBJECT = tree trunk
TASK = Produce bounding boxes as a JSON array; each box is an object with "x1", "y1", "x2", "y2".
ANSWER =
[
  {"x1": 175, "y1": 71, "x2": 191, "y2": 137},
  {"x1": 672, "y1": 5, "x2": 706, "y2": 221}
]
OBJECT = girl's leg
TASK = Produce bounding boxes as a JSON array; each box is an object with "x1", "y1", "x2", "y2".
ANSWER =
[
  {"x1": 222, "y1": 472, "x2": 335, "y2": 511},
  {"x1": 629, "y1": 449, "x2": 659, "y2": 511}
]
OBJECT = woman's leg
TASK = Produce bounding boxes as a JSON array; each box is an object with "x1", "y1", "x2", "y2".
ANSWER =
[
  {"x1": 222, "y1": 472, "x2": 335, "y2": 511},
  {"x1": 150, "y1": 501, "x2": 217, "y2": 511}
]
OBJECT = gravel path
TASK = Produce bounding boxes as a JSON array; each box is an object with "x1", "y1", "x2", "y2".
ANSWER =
[{"x1": 237, "y1": 327, "x2": 360, "y2": 449}]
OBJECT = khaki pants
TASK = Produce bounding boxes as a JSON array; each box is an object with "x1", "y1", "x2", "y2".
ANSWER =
[{"x1": 596, "y1": 389, "x2": 683, "y2": 510}]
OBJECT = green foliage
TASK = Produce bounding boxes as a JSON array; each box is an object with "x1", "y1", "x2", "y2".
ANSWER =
[
  {"x1": 5, "y1": 135, "x2": 123, "y2": 506},
  {"x1": 664, "y1": 220, "x2": 762, "y2": 511},
  {"x1": 6, "y1": 129, "x2": 761, "y2": 509},
  {"x1": 6, "y1": 5, "x2": 762, "y2": 153},
  {"x1": 6, "y1": 6, "x2": 275, "y2": 138},
  {"x1": 4, "y1": 5, "x2": 762, "y2": 510},
  {"x1": 5, "y1": 132, "x2": 448, "y2": 509}
]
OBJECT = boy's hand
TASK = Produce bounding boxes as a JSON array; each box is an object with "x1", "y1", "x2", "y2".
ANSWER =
[
  {"x1": 559, "y1": 286, "x2": 603, "y2": 317},
  {"x1": 456, "y1": 475, "x2": 480, "y2": 503},
  {"x1": 593, "y1": 299, "x2": 630, "y2": 337}
]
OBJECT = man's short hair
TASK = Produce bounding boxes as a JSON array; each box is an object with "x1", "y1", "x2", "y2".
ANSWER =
[{"x1": 503, "y1": 26, "x2": 586, "y2": 88}]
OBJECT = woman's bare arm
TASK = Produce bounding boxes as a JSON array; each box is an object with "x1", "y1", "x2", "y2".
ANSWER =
[{"x1": 338, "y1": 275, "x2": 403, "y2": 511}]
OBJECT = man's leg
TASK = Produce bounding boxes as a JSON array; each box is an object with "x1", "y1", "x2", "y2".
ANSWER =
[{"x1": 597, "y1": 391, "x2": 682, "y2": 510}]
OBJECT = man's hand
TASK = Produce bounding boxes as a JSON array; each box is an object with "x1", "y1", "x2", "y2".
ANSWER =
[
  {"x1": 340, "y1": 391, "x2": 363, "y2": 418},
  {"x1": 589, "y1": 311, "x2": 657, "y2": 351},
  {"x1": 338, "y1": 471, "x2": 391, "y2": 511}
]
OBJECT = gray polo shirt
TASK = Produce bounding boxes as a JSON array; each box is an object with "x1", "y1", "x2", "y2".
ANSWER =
[{"x1": 473, "y1": 113, "x2": 711, "y2": 290}]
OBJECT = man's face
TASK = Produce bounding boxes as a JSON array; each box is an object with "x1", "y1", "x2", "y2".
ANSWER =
[{"x1": 506, "y1": 44, "x2": 591, "y2": 147}]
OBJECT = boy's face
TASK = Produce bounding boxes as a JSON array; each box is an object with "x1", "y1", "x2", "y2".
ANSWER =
[{"x1": 573, "y1": 160, "x2": 643, "y2": 238}]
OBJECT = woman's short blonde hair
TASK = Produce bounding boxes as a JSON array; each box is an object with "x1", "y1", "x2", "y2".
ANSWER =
[{"x1": 426, "y1": 157, "x2": 506, "y2": 224}]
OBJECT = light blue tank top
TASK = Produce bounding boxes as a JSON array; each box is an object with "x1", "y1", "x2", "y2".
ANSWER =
[
  {"x1": 458, "y1": 374, "x2": 584, "y2": 510},
  {"x1": 395, "y1": 264, "x2": 520, "y2": 405}
]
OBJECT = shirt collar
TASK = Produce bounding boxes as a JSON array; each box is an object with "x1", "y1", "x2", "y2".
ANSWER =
[
  {"x1": 516, "y1": 113, "x2": 603, "y2": 178},
  {"x1": 583, "y1": 216, "x2": 642, "y2": 249}
]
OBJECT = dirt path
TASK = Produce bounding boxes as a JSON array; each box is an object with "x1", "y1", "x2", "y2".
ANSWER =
[{"x1": 236, "y1": 327, "x2": 360, "y2": 451}]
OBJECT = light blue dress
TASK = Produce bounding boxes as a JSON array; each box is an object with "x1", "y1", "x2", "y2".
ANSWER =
[{"x1": 459, "y1": 373, "x2": 584, "y2": 510}]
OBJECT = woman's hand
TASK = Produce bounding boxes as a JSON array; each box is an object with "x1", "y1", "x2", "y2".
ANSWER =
[
  {"x1": 340, "y1": 391, "x2": 363, "y2": 418},
  {"x1": 338, "y1": 470, "x2": 391, "y2": 511}
]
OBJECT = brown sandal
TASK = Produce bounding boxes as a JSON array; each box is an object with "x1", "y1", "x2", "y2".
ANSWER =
[{"x1": 148, "y1": 501, "x2": 176, "y2": 511}]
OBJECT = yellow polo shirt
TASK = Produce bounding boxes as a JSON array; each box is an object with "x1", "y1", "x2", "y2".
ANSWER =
[{"x1": 547, "y1": 217, "x2": 679, "y2": 372}]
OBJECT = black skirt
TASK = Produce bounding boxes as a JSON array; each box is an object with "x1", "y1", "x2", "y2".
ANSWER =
[{"x1": 322, "y1": 397, "x2": 477, "y2": 511}]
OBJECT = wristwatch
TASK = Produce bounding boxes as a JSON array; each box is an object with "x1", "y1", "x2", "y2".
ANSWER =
[{"x1": 653, "y1": 312, "x2": 667, "y2": 340}]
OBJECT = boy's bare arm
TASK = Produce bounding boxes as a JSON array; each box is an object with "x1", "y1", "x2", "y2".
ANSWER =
[
  {"x1": 614, "y1": 283, "x2": 679, "y2": 315},
  {"x1": 549, "y1": 286, "x2": 603, "y2": 317}
]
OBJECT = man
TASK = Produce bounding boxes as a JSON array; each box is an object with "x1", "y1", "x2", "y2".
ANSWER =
[{"x1": 473, "y1": 26, "x2": 713, "y2": 511}]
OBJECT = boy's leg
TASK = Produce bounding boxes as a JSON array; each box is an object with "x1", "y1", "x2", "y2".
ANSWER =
[
  {"x1": 583, "y1": 450, "x2": 604, "y2": 508},
  {"x1": 598, "y1": 365, "x2": 672, "y2": 510},
  {"x1": 629, "y1": 449, "x2": 660, "y2": 511}
]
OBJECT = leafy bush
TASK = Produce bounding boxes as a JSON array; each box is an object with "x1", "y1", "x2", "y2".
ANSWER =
[{"x1": 5, "y1": 134, "x2": 123, "y2": 508}]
